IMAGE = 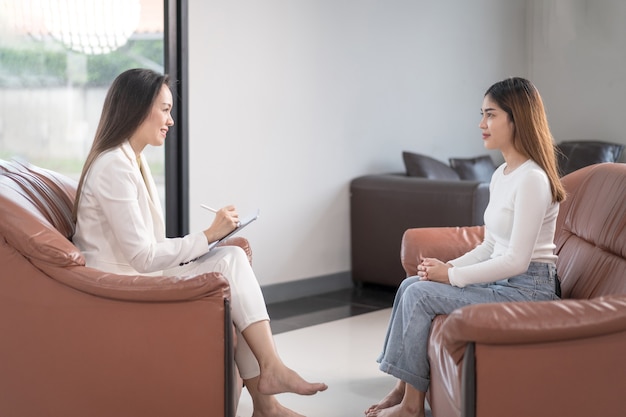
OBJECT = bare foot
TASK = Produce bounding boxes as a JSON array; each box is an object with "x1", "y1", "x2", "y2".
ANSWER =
[
  {"x1": 246, "y1": 375, "x2": 309, "y2": 417},
  {"x1": 367, "y1": 403, "x2": 425, "y2": 417},
  {"x1": 252, "y1": 401, "x2": 306, "y2": 417},
  {"x1": 257, "y1": 365, "x2": 327, "y2": 396},
  {"x1": 365, "y1": 381, "x2": 405, "y2": 415}
]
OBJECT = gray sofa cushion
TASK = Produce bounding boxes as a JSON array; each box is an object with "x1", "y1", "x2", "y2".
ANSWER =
[
  {"x1": 556, "y1": 140, "x2": 625, "y2": 176},
  {"x1": 403, "y1": 151, "x2": 460, "y2": 180},
  {"x1": 449, "y1": 155, "x2": 496, "y2": 182}
]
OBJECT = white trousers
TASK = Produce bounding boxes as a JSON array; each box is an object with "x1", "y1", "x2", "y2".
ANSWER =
[{"x1": 171, "y1": 245, "x2": 269, "y2": 379}]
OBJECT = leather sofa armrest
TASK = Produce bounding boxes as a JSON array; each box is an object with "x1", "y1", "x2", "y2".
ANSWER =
[
  {"x1": 441, "y1": 294, "x2": 626, "y2": 363},
  {"x1": 37, "y1": 262, "x2": 232, "y2": 302},
  {"x1": 219, "y1": 235, "x2": 252, "y2": 264},
  {"x1": 401, "y1": 226, "x2": 484, "y2": 277},
  {"x1": 28, "y1": 237, "x2": 254, "y2": 302}
]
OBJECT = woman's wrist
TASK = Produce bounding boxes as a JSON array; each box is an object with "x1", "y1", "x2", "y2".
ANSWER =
[{"x1": 203, "y1": 229, "x2": 218, "y2": 244}]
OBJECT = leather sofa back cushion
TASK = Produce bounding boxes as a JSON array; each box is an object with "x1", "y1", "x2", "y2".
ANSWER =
[
  {"x1": 402, "y1": 151, "x2": 460, "y2": 180},
  {"x1": 0, "y1": 160, "x2": 84, "y2": 267},
  {"x1": 449, "y1": 155, "x2": 496, "y2": 182},
  {"x1": 555, "y1": 163, "x2": 626, "y2": 299}
]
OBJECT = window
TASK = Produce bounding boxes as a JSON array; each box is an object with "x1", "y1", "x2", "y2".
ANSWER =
[{"x1": 0, "y1": 0, "x2": 166, "y2": 209}]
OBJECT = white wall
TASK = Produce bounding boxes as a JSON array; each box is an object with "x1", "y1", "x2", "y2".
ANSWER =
[
  {"x1": 188, "y1": 0, "x2": 527, "y2": 286},
  {"x1": 528, "y1": 0, "x2": 626, "y2": 158}
]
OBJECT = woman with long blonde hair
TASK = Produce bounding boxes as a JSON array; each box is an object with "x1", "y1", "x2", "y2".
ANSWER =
[{"x1": 366, "y1": 77, "x2": 565, "y2": 417}]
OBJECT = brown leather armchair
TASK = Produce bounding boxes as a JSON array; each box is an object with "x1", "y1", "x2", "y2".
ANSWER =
[
  {"x1": 401, "y1": 162, "x2": 626, "y2": 417},
  {"x1": 0, "y1": 159, "x2": 245, "y2": 417}
]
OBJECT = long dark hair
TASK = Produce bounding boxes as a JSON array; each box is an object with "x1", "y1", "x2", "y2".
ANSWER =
[
  {"x1": 485, "y1": 77, "x2": 566, "y2": 203},
  {"x1": 72, "y1": 68, "x2": 170, "y2": 222}
]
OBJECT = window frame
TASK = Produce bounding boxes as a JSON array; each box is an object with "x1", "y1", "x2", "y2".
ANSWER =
[{"x1": 164, "y1": 0, "x2": 189, "y2": 237}]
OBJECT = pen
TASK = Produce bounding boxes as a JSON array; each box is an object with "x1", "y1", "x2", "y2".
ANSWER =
[{"x1": 200, "y1": 204, "x2": 218, "y2": 213}]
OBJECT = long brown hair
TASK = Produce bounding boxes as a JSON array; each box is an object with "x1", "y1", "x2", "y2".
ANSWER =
[
  {"x1": 72, "y1": 68, "x2": 170, "y2": 222},
  {"x1": 485, "y1": 77, "x2": 566, "y2": 203}
]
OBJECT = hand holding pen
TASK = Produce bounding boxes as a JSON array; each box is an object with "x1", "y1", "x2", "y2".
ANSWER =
[
  {"x1": 201, "y1": 204, "x2": 241, "y2": 228},
  {"x1": 200, "y1": 204, "x2": 240, "y2": 243}
]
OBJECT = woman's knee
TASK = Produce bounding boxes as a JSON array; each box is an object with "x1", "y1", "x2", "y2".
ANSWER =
[
  {"x1": 402, "y1": 280, "x2": 447, "y2": 304},
  {"x1": 398, "y1": 276, "x2": 421, "y2": 293},
  {"x1": 218, "y1": 244, "x2": 249, "y2": 264}
]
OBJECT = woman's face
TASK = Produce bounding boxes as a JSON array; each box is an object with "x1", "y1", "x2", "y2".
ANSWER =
[
  {"x1": 479, "y1": 95, "x2": 514, "y2": 152},
  {"x1": 130, "y1": 84, "x2": 174, "y2": 153}
]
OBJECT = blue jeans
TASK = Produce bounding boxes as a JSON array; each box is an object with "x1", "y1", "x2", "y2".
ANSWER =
[{"x1": 377, "y1": 262, "x2": 559, "y2": 392}]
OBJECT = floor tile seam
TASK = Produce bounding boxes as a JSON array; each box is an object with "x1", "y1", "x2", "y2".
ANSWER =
[
  {"x1": 269, "y1": 304, "x2": 383, "y2": 323},
  {"x1": 271, "y1": 307, "x2": 395, "y2": 335}
]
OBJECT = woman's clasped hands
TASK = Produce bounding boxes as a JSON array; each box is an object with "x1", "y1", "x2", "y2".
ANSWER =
[{"x1": 417, "y1": 257, "x2": 452, "y2": 284}]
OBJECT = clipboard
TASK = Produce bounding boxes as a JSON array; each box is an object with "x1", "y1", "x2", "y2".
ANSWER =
[{"x1": 207, "y1": 208, "x2": 260, "y2": 250}]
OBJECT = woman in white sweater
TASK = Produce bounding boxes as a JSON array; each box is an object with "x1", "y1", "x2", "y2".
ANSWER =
[{"x1": 366, "y1": 77, "x2": 566, "y2": 417}]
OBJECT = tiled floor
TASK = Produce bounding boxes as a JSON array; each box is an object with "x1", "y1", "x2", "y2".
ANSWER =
[
  {"x1": 236, "y1": 284, "x2": 434, "y2": 417},
  {"x1": 266, "y1": 283, "x2": 397, "y2": 334}
]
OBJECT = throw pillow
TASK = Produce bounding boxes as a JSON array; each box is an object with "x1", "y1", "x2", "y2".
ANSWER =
[
  {"x1": 449, "y1": 155, "x2": 496, "y2": 182},
  {"x1": 402, "y1": 151, "x2": 459, "y2": 180}
]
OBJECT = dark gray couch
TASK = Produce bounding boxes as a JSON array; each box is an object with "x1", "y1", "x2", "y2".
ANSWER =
[{"x1": 350, "y1": 173, "x2": 489, "y2": 286}]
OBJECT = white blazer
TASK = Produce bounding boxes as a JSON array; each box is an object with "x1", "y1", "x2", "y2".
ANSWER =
[{"x1": 73, "y1": 141, "x2": 209, "y2": 275}]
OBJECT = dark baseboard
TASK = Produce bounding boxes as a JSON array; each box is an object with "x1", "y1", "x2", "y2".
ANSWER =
[{"x1": 261, "y1": 271, "x2": 353, "y2": 304}]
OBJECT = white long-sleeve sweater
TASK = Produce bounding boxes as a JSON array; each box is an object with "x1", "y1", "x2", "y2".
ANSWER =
[{"x1": 448, "y1": 159, "x2": 559, "y2": 287}]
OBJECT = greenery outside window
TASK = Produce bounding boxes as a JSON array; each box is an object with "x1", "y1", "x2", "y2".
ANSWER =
[{"x1": 0, "y1": 0, "x2": 166, "y2": 210}]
